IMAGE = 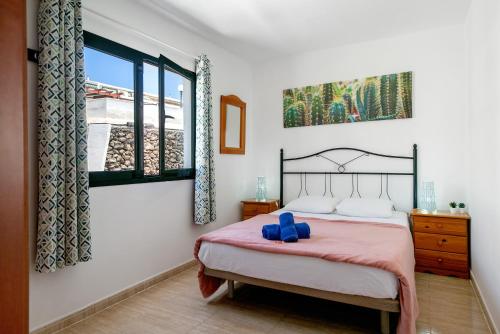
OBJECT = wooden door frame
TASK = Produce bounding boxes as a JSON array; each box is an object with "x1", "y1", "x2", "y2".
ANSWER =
[{"x1": 0, "y1": 0, "x2": 29, "y2": 333}]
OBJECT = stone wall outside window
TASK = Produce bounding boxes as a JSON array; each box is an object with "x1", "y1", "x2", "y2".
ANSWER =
[{"x1": 104, "y1": 124, "x2": 184, "y2": 174}]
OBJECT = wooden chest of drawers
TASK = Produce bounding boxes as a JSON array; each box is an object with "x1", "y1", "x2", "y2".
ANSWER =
[
  {"x1": 241, "y1": 199, "x2": 279, "y2": 220},
  {"x1": 411, "y1": 209, "x2": 470, "y2": 279}
]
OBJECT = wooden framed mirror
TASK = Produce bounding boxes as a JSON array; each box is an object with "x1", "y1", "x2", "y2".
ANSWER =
[{"x1": 220, "y1": 95, "x2": 246, "y2": 154}]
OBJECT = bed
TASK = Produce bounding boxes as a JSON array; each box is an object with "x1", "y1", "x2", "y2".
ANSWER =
[
  {"x1": 199, "y1": 210, "x2": 410, "y2": 300},
  {"x1": 194, "y1": 146, "x2": 419, "y2": 334}
]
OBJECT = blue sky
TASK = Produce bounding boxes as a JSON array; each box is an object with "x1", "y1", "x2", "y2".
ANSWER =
[{"x1": 84, "y1": 47, "x2": 183, "y2": 99}]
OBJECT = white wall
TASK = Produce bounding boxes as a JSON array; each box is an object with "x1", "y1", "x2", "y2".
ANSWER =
[
  {"x1": 465, "y1": 0, "x2": 500, "y2": 331},
  {"x1": 251, "y1": 26, "x2": 468, "y2": 211},
  {"x1": 27, "y1": 0, "x2": 254, "y2": 330}
]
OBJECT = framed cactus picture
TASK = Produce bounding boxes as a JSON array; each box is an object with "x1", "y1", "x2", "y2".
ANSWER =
[{"x1": 283, "y1": 71, "x2": 412, "y2": 128}]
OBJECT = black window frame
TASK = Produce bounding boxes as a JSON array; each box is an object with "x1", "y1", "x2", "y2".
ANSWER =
[{"x1": 84, "y1": 31, "x2": 196, "y2": 187}]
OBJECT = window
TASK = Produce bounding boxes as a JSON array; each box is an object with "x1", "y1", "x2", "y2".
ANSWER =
[
  {"x1": 163, "y1": 66, "x2": 193, "y2": 170},
  {"x1": 84, "y1": 32, "x2": 195, "y2": 187}
]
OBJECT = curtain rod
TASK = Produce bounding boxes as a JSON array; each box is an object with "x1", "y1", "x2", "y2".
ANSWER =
[
  {"x1": 27, "y1": 7, "x2": 198, "y2": 63},
  {"x1": 82, "y1": 7, "x2": 197, "y2": 60}
]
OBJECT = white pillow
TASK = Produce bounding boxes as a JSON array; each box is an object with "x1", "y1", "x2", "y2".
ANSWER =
[
  {"x1": 284, "y1": 196, "x2": 339, "y2": 214},
  {"x1": 336, "y1": 198, "x2": 394, "y2": 218}
]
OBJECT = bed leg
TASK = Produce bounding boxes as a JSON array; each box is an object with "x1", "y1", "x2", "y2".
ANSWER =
[
  {"x1": 380, "y1": 310, "x2": 390, "y2": 334},
  {"x1": 227, "y1": 280, "x2": 234, "y2": 299}
]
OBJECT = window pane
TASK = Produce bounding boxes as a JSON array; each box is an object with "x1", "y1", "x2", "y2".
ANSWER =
[
  {"x1": 85, "y1": 47, "x2": 135, "y2": 172},
  {"x1": 164, "y1": 69, "x2": 192, "y2": 170},
  {"x1": 143, "y1": 62, "x2": 160, "y2": 176}
]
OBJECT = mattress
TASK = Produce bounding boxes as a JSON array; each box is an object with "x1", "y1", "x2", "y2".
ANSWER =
[{"x1": 198, "y1": 211, "x2": 409, "y2": 299}]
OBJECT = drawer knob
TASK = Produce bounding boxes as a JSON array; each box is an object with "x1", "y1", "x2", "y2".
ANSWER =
[
  {"x1": 437, "y1": 258, "x2": 443, "y2": 263},
  {"x1": 437, "y1": 223, "x2": 443, "y2": 228},
  {"x1": 425, "y1": 225, "x2": 430, "y2": 228},
  {"x1": 437, "y1": 239, "x2": 447, "y2": 246}
]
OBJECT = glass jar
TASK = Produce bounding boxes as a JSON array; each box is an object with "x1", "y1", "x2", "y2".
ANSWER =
[
  {"x1": 256, "y1": 176, "x2": 267, "y2": 201},
  {"x1": 419, "y1": 181, "x2": 437, "y2": 213}
]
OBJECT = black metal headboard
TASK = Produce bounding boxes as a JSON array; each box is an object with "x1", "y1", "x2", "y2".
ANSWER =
[{"x1": 279, "y1": 144, "x2": 418, "y2": 208}]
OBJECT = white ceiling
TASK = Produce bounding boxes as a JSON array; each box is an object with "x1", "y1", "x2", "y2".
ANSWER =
[{"x1": 140, "y1": 0, "x2": 471, "y2": 63}]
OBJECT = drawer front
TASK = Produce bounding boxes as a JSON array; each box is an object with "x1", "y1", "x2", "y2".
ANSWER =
[
  {"x1": 413, "y1": 216, "x2": 467, "y2": 236},
  {"x1": 243, "y1": 204, "x2": 270, "y2": 216},
  {"x1": 415, "y1": 249, "x2": 468, "y2": 272},
  {"x1": 414, "y1": 232, "x2": 468, "y2": 254}
]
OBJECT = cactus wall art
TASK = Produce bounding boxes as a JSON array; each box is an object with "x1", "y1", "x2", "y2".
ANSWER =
[{"x1": 283, "y1": 71, "x2": 412, "y2": 128}]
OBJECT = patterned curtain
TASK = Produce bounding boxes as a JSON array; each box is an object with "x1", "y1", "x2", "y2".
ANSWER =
[
  {"x1": 194, "y1": 55, "x2": 216, "y2": 225},
  {"x1": 36, "y1": 0, "x2": 91, "y2": 273}
]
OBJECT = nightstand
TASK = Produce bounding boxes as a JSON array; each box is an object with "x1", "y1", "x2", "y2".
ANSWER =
[
  {"x1": 241, "y1": 199, "x2": 279, "y2": 220},
  {"x1": 411, "y1": 209, "x2": 470, "y2": 279}
]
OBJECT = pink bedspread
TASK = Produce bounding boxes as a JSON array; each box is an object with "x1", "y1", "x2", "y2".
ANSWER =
[{"x1": 194, "y1": 214, "x2": 418, "y2": 334}]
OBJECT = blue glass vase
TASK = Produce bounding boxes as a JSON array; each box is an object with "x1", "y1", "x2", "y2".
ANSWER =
[
  {"x1": 256, "y1": 176, "x2": 267, "y2": 201},
  {"x1": 419, "y1": 181, "x2": 437, "y2": 213}
]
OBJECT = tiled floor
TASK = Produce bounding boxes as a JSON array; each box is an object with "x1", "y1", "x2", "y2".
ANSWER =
[
  {"x1": 415, "y1": 272, "x2": 490, "y2": 333},
  {"x1": 57, "y1": 266, "x2": 491, "y2": 333}
]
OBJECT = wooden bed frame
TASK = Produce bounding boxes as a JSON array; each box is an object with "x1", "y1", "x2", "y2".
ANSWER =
[{"x1": 205, "y1": 268, "x2": 399, "y2": 334}]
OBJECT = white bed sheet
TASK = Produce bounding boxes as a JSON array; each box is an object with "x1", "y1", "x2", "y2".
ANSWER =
[{"x1": 198, "y1": 211, "x2": 409, "y2": 299}]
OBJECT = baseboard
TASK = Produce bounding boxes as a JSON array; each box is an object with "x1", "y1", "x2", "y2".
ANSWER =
[
  {"x1": 470, "y1": 270, "x2": 499, "y2": 334},
  {"x1": 31, "y1": 259, "x2": 197, "y2": 334}
]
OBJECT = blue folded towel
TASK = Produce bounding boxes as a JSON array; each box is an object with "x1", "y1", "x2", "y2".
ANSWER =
[
  {"x1": 262, "y1": 222, "x2": 310, "y2": 240},
  {"x1": 262, "y1": 224, "x2": 281, "y2": 240},
  {"x1": 279, "y1": 212, "x2": 298, "y2": 242},
  {"x1": 295, "y1": 222, "x2": 310, "y2": 239}
]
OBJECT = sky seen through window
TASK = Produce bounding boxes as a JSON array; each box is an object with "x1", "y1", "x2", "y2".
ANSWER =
[{"x1": 84, "y1": 47, "x2": 183, "y2": 99}]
